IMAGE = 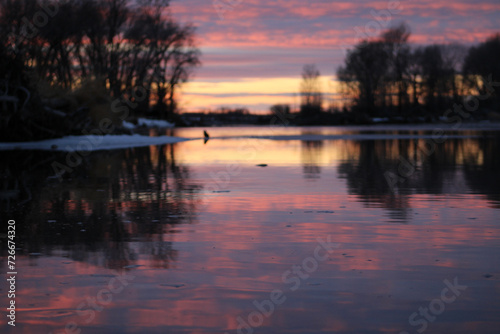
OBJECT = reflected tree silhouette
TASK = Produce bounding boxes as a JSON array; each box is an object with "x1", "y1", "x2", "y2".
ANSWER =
[
  {"x1": 463, "y1": 135, "x2": 500, "y2": 208},
  {"x1": 0, "y1": 144, "x2": 201, "y2": 269},
  {"x1": 336, "y1": 133, "x2": 500, "y2": 221},
  {"x1": 337, "y1": 139, "x2": 413, "y2": 222},
  {"x1": 301, "y1": 139, "x2": 323, "y2": 180}
]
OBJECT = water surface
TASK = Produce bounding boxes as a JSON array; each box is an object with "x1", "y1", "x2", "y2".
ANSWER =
[{"x1": 1, "y1": 125, "x2": 499, "y2": 334}]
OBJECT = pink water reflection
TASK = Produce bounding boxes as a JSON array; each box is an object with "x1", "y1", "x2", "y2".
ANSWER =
[{"x1": 1, "y1": 128, "x2": 500, "y2": 333}]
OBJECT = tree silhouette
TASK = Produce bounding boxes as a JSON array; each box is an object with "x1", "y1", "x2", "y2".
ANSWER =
[
  {"x1": 381, "y1": 23, "x2": 411, "y2": 114},
  {"x1": 337, "y1": 23, "x2": 491, "y2": 121},
  {"x1": 463, "y1": 34, "x2": 500, "y2": 109},
  {"x1": 337, "y1": 40, "x2": 388, "y2": 116},
  {"x1": 300, "y1": 64, "x2": 322, "y2": 116},
  {"x1": 0, "y1": 0, "x2": 200, "y2": 121}
]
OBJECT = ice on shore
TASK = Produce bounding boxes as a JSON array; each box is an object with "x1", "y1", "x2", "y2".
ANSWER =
[
  {"x1": 0, "y1": 134, "x2": 191, "y2": 152},
  {"x1": 0, "y1": 124, "x2": 491, "y2": 152},
  {"x1": 122, "y1": 118, "x2": 174, "y2": 129}
]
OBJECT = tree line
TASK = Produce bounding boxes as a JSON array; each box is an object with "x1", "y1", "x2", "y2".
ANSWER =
[
  {"x1": 0, "y1": 0, "x2": 200, "y2": 119},
  {"x1": 337, "y1": 23, "x2": 500, "y2": 120}
]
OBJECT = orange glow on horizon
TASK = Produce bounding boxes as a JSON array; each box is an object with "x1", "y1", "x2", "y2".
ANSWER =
[{"x1": 179, "y1": 75, "x2": 338, "y2": 112}]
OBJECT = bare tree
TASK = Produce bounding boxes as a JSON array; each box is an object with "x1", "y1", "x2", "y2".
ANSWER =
[
  {"x1": 1, "y1": 0, "x2": 200, "y2": 116},
  {"x1": 336, "y1": 22, "x2": 489, "y2": 120},
  {"x1": 300, "y1": 64, "x2": 322, "y2": 115},
  {"x1": 439, "y1": 43, "x2": 467, "y2": 102},
  {"x1": 413, "y1": 44, "x2": 461, "y2": 113},
  {"x1": 337, "y1": 41, "x2": 388, "y2": 115},
  {"x1": 463, "y1": 33, "x2": 500, "y2": 108},
  {"x1": 382, "y1": 23, "x2": 411, "y2": 113}
]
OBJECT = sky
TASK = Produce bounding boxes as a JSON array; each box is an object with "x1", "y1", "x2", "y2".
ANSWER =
[{"x1": 168, "y1": 0, "x2": 500, "y2": 113}]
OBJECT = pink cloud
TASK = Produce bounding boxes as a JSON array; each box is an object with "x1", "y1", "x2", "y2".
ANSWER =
[
  {"x1": 169, "y1": 0, "x2": 500, "y2": 50},
  {"x1": 166, "y1": 0, "x2": 500, "y2": 111}
]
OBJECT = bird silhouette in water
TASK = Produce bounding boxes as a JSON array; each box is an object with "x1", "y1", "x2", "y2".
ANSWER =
[{"x1": 203, "y1": 130, "x2": 210, "y2": 144}]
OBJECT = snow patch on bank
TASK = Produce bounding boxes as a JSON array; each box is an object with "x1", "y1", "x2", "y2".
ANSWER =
[
  {"x1": 122, "y1": 118, "x2": 174, "y2": 129},
  {"x1": 0, "y1": 126, "x2": 491, "y2": 152},
  {"x1": 0, "y1": 134, "x2": 191, "y2": 152}
]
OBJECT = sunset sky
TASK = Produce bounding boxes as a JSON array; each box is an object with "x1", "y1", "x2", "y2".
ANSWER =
[{"x1": 169, "y1": 0, "x2": 500, "y2": 113}]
